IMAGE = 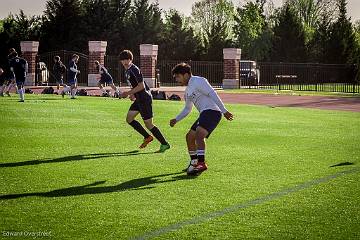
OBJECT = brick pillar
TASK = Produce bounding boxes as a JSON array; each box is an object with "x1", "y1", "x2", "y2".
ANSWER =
[
  {"x1": 223, "y1": 48, "x2": 241, "y2": 89},
  {"x1": 140, "y1": 44, "x2": 158, "y2": 88},
  {"x1": 88, "y1": 41, "x2": 107, "y2": 87},
  {"x1": 20, "y1": 41, "x2": 39, "y2": 86}
]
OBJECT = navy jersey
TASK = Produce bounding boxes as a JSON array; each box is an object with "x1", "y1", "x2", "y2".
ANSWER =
[
  {"x1": 9, "y1": 57, "x2": 27, "y2": 80},
  {"x1": 53, "y1": 61, "x2": 66, "y2": 76},
  {"x1": 125, "y1": 64, "x2": 151, "y2": 101},
  {"x1": 68, "y1": 60, "x2": 78, "y2": 80},
  {"x1": 97, "y1": 65, "x2": 112, "y2": 81}
]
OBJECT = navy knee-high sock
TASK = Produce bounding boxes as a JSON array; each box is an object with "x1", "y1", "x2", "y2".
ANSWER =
[{"x1": 129, "y1": 120, "x2": 150, "y2": 138}]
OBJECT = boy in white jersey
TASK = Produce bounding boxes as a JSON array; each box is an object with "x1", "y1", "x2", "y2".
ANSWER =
[{"x1": 170, "y1": 63, "x2": 233, "y2": 175}]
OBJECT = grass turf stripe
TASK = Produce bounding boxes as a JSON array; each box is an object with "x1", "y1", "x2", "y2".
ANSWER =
[{"x1": 133, "y1": 167, "x2": 360, "y2": 240}]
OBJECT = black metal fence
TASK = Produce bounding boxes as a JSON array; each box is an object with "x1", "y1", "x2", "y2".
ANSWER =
[
  {"x1": 156, "y1": 60, "x2": 223, "y2": 87},
  {"x1": 36, "y1": 51, "x2": 359, "y2": 93},
  {"x1": 247, "y1": 62, "x2": 359, "y2": 93},
  {"x1": 36, "y1": 50, "x2": 89, "y2": 86}
]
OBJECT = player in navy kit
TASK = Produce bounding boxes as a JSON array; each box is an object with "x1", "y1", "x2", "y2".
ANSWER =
[
  {"x1": 53, "y1": 56, "x2": 67, "y2": 94},
  {"x1": 8, "y1": 51, "x2": 28, "y2": 102},
  {"x1": 95, "y1": 61, "x2": 120, "y2": 97},
  {"x1": 2, "y1": 48, "x2": 17, "y2": 97},
  {"x1": 170, "y1": 63, "x2": 233, "y2": 175},
  {"x1": 62, "y1": 54, "x2": 79, "y2": 99},
  {"x1": 119, "y1": 50, "x2": 170, "y2": 153}
]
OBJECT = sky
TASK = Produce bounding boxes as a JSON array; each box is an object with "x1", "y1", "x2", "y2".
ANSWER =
[{"x1": 0, "y1": 0, "x2": 359, "y2": 22}]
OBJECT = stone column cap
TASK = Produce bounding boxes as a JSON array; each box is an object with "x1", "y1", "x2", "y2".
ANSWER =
[
  {"x1": 89, "y1": 41, "x2": 107, "y2": 52},
  {"x1": 140, "y1": 44, "x2": 158, "y2": 56},
  {"x1": 223, "y1": 48, "x2": 241, "y2": 60},
  {"x1": 20, "y1": 41, "x2": 39, "y2": 52}
]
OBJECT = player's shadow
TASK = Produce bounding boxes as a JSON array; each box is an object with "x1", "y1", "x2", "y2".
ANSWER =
[
  {"x1": 0, "y1": 172, "x2": 197, "y2": 200},
  {"x1": 0, "y1": 150, "x2": 155, "y2": 168},
  {"x1": 330, "y1": 161, "x2": 355, "y2": 167}
]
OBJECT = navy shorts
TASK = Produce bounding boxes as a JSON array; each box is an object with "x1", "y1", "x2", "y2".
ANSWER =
[
  {"x1": 191, "y1": 109, "x2": 222, "y2": 138},
  {"x1": 68, "y1": 78, "x2": 77, "y2": 85},
  {"x1": 16, "y1": 78, "x2": 25, "y2": 88},
  {"x1": 129, "y1": 99, "x2": 153, "y2": 120},
  {"x1": 99, "y1": 75, "x2": 113, "y2": 85},
  {"x1": 55, "y1": 75, "x2": 64, "y2": 84}
]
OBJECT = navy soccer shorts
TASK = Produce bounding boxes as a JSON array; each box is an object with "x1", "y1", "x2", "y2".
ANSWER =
[
  {"x1": 68, "y1": 78, "x2": 77, "y2": 85},
  {"x1": 129, "y1": 99, "x2": 153, "y2": 121},
  {"x1": 190, "y1": 109, "x2": 222, "y2": 138},
  {"x1": 99, "y1": 75, "x2": 113, "y2": 85}
]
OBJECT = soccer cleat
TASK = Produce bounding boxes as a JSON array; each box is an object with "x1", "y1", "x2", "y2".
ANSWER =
[
  {"x1": 187, "y1": 161, "x2": 208, "y2": 176},
  {"x1": 139, "y1": 135, "x2": 153, "y2": 149},
  {"x1": 18, "y1": 100, "x2": 24, "y2": 102},
  {"x1": 156, "y1": 143, "x2": 171, "y2": 153},
  {"x1": 71, "y1": 97, "x2": 76, "y2": 99},
  {"x1": 182, "y1": 160, "x2": 193, "y2": 172},
  {"x1": 5, "y1": 91, "x2": 10, "y2": 97}
]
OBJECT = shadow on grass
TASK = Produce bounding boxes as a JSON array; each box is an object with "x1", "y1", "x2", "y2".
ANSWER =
[
  {"x1": 330, "y1": 162, "x2": 355, "y2": 167},
  {"x1": 0, "y1": 172, "x2": 197, "y2": 200},
  {"x1": 0, "y1": 150, "x2": 156, "y2": 168}
]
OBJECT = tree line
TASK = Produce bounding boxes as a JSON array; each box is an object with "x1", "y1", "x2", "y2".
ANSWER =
[{"x1": 0, "y1": 0, "x2": 359, "y2": 68}]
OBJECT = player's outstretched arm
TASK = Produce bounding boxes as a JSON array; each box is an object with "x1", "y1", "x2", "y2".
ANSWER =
[{"x1": 170, "y1": 99, "x2": 193, "y2": 127}]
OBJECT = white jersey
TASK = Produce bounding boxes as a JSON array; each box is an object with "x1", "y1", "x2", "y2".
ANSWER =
[{"x1": 175, "y1": 76, "x2": 227, "y2": 122}]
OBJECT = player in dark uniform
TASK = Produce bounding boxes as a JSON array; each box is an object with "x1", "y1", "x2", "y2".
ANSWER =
[
  {"x1": 119, "y1": 50, "x2": 170, "y2": 153},
  {"x1": 53, "y1": 56, "x2": 67, "y2": 94},
  {"x1": 95, "y1": 61, "x2": 120, "y2": 97},
  {"x1": 2, "y1": 48, "x2": 17, "y2": 96},
  {"x1": 8, "y1": 51, "x2": 28, "y2": 102},
  {"x1": 62, "y1": 54, "x2": 79, "y2": 99}
]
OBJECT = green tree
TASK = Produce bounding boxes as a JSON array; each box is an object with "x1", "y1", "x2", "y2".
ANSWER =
[
  {"x1": 191, "y1": 0, "x2": 235, "y2": 60},
  {"x1": 127, "y1": 0, "x2": 163, "y2": 56},
  {"x1": 40, "y1": 0, "x2": 85, "y2": 53},
  {"x1": 0, "y1": 12, "x2": 41, "y2": 67},
  {"x1": 233, "y1": 1, "x2": 272, "y2": 61},
  {"x1": 81, "y1": 0, "x2": 131, "y2": 55},
  {"x1": 324, "y1": 0, "x2": 358, "y2": 64},
  {"x1": 270, "y1": 5, "x2": 308, "y2": 62},
  {"x1": 158, "y1": 9, "x2": 202, "y2": 60},
  {"x1": 285, "y1": 0, "x2": 337, "y2": 43}
]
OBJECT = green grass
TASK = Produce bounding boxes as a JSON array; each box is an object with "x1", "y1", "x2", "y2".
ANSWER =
[{"x1": 0, "y1": 94, "x2": 359, "y2": 240}]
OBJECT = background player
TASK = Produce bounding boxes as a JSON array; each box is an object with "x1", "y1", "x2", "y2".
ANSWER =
[
  {"x1": 95, "y1": 61, "x2": 120, "y2": 97},
  {"x1": 3, "y1": 48, "x2": 17, "y2": 96},
  {"x1": 8, "y1": 51, "x2": 28, "y2": 102},
  {"x1": 53, "y1": 56, "x2": 67, "y2": 94},
  {"x1": 62, "y1": 54, "x2": 79, "y2": 99}
]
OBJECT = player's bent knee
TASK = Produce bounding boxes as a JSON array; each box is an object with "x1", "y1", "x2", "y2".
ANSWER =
[
  {"x1": 143, "y1": 120, "x2": 154, "y2": 130},
  {"x1": 195, "y1": 127, "x2": 208, "y2": 139}
]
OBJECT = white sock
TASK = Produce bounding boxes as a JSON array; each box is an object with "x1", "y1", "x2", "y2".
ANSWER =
[
  {"x1": 115, "y1": 87, "x2": 120, "y2": 94},
  {"x1": 71, "y1": 89, "x2": 76, "y2": 97},
  {"x1": 63, "y1": 86, "x2": 70, "y2": 94},
  {"x1": 18, "y1": 88, "x2": 24, "y2": 101}
]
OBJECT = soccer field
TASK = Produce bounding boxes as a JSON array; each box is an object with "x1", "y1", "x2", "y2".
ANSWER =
[{"x1": 0, "y1": 95, "x2": 359, "y2": 240}]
